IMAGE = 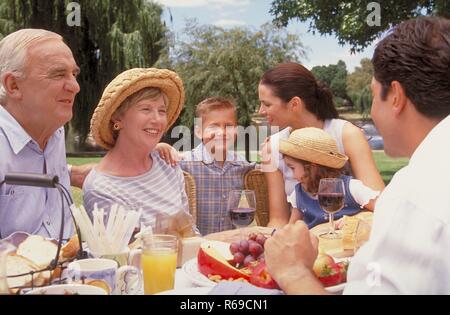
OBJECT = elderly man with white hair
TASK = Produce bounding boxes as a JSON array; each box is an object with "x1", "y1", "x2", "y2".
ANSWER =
[{"x1": 0, "y1": 29, "x2": 90, "y2": 239}]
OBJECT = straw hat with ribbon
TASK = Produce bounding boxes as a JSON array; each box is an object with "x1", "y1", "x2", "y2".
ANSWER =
[
  {"x1": 279, "y1": 127, "x2": 348, "y2": 169},
  {"x1": 90, "y1": 68, "x2": 184, "y2": 150}
]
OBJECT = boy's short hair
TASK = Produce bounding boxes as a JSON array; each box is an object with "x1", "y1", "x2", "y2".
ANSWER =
[{"x1": 195, "y1": 96, "x2": 237, "y2": 119}]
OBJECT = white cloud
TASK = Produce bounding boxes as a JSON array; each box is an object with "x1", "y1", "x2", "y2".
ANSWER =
[
  {"x1": 214, "y1": 19, "x2": 247, "y2": 27},
  {"x1": 154, "y1": 0, "x2": 251, "y2": 8}
]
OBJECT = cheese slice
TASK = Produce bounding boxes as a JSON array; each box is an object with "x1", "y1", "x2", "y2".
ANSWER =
[{"x1": 177, "y1": 236, "x2": 204, "y2": 267}]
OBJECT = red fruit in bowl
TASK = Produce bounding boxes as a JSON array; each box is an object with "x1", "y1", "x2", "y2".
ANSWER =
[
  {"x1": 229, "y1": 242, "x2": 240, "y2": 255},
  {"x1": 312, "y1": 254, "x2": 335, "y2": 277},
  {"x1": 243, "y1": 254, "x2": 256, "y2": 267},
  {"x1": 257, "y1": 254, "x2": 265, "y2": 264},
  {"x1": 249, "y1": 242, "x2": 263, "y2": 258},
  {"x1": 239, "y1": 240, "x2": 249, "y2": 254},
  {"x1": 248, "y1": 233, "x2": 257, "y2": 241},
  {"x1": 336, "y1": 261, "x2": 349, "y2": 283},
  {"x1": 233, "y1": 252, "x2": 245, "y2": 265},
  {"x1": 317, "y1": 263, "x2": 343, "y2": 287},
  {"x1": 249, "y1": 261, "x2": 279, "y2": 289},
  {"x1": 255, "y1": 234, "x2": 266, "y2": 246}
]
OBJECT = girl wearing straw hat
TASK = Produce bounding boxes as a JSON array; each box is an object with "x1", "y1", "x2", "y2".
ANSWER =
[
  {"x1": 279, "y1": 128, "x2": 379, "y2": 229},
  {"x1": 82, "y1": 68, "x2": 197, "y2": 235},
  {"x1": 258, "y1": 62, "x2": 385, "y2": 228}
]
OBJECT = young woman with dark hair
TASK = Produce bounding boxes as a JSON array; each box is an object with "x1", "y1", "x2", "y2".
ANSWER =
[{"x1": 258, "y1": 62, "x2": 384, "y2": 228}]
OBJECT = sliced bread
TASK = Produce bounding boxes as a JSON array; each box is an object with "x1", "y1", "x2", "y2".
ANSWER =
[
  {"x1": 6, "y1": 254, "x2": 44, "y2": 290},
  {"x1": 16, "y1": 235, "x2": 58, "y2": 269}
]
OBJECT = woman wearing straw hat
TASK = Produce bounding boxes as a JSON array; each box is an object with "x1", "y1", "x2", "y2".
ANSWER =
[
  {"x1": 279, "y1": 128, "x2": 379, "y2": 229},
  {"x1": 83, "y1": 68, "x2": 196, "y2": 231},
  {"x1": 258, "y1": 63, "x2": 385, "y2": 228}
]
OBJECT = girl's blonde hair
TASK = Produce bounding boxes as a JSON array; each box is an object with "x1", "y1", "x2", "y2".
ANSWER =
[{"x1": 0, "y1": 29, "x2": 62, "y2": 103}]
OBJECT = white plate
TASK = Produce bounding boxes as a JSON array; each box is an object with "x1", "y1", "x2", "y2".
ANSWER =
[
  {"x1": 182, "y1": 258, "x2": 346, "y2": 293},
  {"x1": 26, "y1": 284, "x2": 107, "y2": 295},
  {"x1": 182, "y1": 258, "x2": 216, "y2": 287},
  {"x1": 155, "y1": 287, "x2": 211, "y2": 295}
]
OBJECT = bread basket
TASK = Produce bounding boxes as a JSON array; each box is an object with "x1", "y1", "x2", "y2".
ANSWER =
[{"x1": 1, "y1": 173, "x2": 86, "y2": 294}]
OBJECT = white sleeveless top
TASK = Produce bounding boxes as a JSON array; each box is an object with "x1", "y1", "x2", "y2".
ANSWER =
[{"x1": 269, "y1": 118, "x2": 351, "y2": 198}]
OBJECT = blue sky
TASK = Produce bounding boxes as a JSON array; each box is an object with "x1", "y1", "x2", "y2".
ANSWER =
[{"x1": 154, "y1": 0, "x2": 379, "y2": 72}]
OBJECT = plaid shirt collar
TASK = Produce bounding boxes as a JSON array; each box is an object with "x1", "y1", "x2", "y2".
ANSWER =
[{"x1": 191, "y1": 143, "x2": 246, "y2": 166}]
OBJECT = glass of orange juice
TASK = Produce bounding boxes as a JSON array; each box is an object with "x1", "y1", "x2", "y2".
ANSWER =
[{"x1": 141, "y1": 234, "x2": 178, "y2": 295}]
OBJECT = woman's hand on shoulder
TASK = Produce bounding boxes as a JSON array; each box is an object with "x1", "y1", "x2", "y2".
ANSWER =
[{"x1": 155, "y1": 142, "x2": 183, "y2": 166}]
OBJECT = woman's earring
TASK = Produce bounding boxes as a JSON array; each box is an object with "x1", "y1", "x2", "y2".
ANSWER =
[{"x1": 113, "y1": 123, "x2": 121, "y2": 131}]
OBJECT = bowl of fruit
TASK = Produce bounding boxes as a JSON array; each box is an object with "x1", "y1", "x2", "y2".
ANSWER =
[
  {"x1": 313, "y1": 253, "x2": 348, "y2": 293},
  {"x1": 191, "y1": 232, "x2": 278, "y2": 289},
  {"x1": 183, "y1": 232, "x2": 348, "y2": 292}
]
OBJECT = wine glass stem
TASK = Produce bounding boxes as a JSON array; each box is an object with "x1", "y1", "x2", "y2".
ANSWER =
[{"x1": 329, "y1": 213, "x2": 335, "y2": 235}]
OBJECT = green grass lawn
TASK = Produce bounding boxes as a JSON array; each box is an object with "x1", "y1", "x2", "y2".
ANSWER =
[
  {"x1": 68, "y1": 151, "x2": 409, "y2": 206},
  {"x1": 372, "y1": 150, "x2": 409, "y2": 184}
]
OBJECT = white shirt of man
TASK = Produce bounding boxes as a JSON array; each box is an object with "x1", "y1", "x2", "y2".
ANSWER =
[{"x1": 344, "y1": 115, "x2": 450, "y2": 294}]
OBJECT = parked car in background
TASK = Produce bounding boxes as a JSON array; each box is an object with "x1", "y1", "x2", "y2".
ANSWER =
[{"x1": 360, "y1": 123, "x2": 384, "y2": 150}]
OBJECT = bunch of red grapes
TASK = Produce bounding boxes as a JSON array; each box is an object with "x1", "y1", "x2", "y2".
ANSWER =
[{"x1": 229, "y1": 233, "x2": 267, "y2": 268}]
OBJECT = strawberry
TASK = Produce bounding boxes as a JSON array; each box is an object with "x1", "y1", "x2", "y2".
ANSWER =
[
  {"x1": 335, "y1": 261, "x2": 349, "y2": 283},
  {"x1": 317, "y1": 263, "x2": 343, "y2": 287}
]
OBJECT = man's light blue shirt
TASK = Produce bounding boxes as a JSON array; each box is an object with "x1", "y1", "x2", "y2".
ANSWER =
[{"x1": 0, "y1": 105, "x2": 74, "y2": 239}]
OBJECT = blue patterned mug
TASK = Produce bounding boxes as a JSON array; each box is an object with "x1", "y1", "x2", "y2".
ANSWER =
[{"x1": 67, "y1": 258, "x2": 142, "y2": 295}]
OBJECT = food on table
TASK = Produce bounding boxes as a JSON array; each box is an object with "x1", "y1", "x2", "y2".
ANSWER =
[
  {"x1": 199, "y1": 234, "x2": 348, "y2": 289},
  {"x1": 6, "y1": 254, "x2": 45, "y2": 289},
  {"x1": 6, "y1": 234, "x2": 77, "y2": 293},
  {"x1": 86, "y1": 279, "x2": 110, "y2": 294},
  {"x1": 198, "y1": 241, "x2": 250, "y2": 281},
  {"x1": 60, "y1": 235, "x2": 80, "y2": 261},
  {"x1": 16, "y1": 235, "x2": 57, "y2": 269},
  {"x1": 249, "y1": 260, "x2": 278, "y2": 289},
  {"x1": 177, "y1": 236, "x2": 204, "y2": 267},
  {"x1": 313, "y1": 253, "x2": 348, "y2": 287},
  {"x1": 198, "y1": 234, "x2": 280, "y2": 289},
  {"x1": 313, "y1": 254, "x2": 336, "y2": 277}
]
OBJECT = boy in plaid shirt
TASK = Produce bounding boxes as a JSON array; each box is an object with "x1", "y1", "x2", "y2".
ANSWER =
[{"x1": 180, "y1": 97, "x2": 255, "y2": 235}]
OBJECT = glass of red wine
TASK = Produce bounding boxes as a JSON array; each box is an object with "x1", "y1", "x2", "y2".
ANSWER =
[
  {"x1": 318, "y1": 178, "x2": 345, "y2": 239},
  {"x1": 228, "y1": 190, "x2": 256, "y2": 239}
]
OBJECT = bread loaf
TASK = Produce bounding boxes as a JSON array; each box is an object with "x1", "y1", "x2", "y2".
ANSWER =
[
  {"x1": 60, "y1": 235, "x2": 79, "y2": 261},
  {"x1": 6, "y1": 254, "x2": 45, "y2": 291},
  {"x1": 16, "y1": 235, "x2": 58, "y2": 269}
]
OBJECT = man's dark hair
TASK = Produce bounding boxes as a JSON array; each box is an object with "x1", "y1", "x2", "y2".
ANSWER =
[{"x1": 372, "y1": 16, "x2": 450, "y2": 119}]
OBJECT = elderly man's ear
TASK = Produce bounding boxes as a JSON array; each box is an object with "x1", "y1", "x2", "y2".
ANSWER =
[{"x1": 2, "y1": 73, "x2": 23, "y2": 100}]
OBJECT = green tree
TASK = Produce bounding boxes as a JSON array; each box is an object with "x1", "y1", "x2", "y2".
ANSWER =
[
  {"x1": 311, "y1": 60, "x2": 352, "y2": 107},
  {"x1": 270, "y1": 0, "x2": 450, "y2": 52},
  {"x1": 347, "y1": 58, "x2": 374, "y2": 114},
  {"x1": 158, "y1": 20, "x2": 306, "y2": 130},
  {"x1": 0, "y1": 0, "x2": 167, "y2": 147},
  {"x1": 347, "y1": 58, "x2": 373, "y2": 95}
]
